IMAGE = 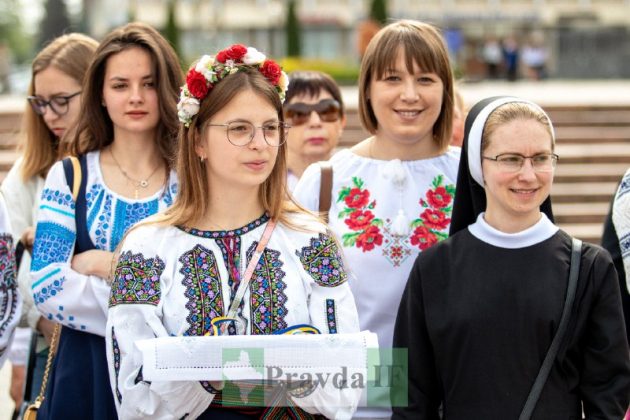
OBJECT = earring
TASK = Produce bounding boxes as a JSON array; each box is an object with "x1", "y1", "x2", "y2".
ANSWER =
[{"x1": 199, "y1": 155, "x2": 205, "y2": 162}]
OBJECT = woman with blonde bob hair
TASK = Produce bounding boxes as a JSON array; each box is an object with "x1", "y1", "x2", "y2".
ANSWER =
[
  {"x1": 106, "y1": 44, "x2": 360, "y2": 419},
  {"x1": 1, "y1": 32, "x2": 97, "y2": 409},
  {"x1": 30, "y1": 22, "x2": 182, "y2": 419},
  {"x1": 293, "y1": 20, "x2": 460, "y2": 418}
]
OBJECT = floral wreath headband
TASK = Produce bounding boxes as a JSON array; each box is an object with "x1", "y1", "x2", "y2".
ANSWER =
[{"x1": 177, "y1": 44, "x2": 289, "y2": 127}]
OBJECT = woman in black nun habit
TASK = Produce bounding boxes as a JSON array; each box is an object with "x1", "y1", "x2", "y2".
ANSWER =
[{"x1": 392, "y1": 96, "x2": 630, "y2": 419}]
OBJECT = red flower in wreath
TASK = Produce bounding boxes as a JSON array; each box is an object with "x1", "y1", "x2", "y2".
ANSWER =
[
  {"x1": 356, "y1": 226, "x2": 383, "y2": 252},
  {"x1": 186, "y1": 70, "x2": 209, "y2": 99},
  {"x1": 344, "y1": 188, "x2": 370, "y2": 209},
  {"x1": 216, "y1": 44, "x2": 248, "y2": 63},
  {"x1": 426, "y1": 186, "x2": 452, "y2": 209},
  {"x1": 259, "y1": 60, "x2": 282, "y2": 85},
  {"x1": 410, "y1": 226, "x2": 438, "y2": 250},
  {"x1": 345, "y1": 210, "x2": 375, "y2": 231},
  {"x1": 420, "y1": 208, "x2": 451, "y2": 230}
]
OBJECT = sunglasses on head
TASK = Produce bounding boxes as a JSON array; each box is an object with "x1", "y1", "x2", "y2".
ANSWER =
[{"x1": 284, "y1": 98, "x2": 341, "y2": 126}]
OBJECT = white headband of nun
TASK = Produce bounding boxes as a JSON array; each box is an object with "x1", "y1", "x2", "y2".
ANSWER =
[{"x1": 467, "y1": 96, "x2": 556, "y2": 186}]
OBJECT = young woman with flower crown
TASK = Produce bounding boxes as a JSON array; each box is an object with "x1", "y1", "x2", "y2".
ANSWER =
[
  {"x1": 105, "y1": 44, "x2": 360, "y2": 419},
  {"x1": 293, "y1": 20, "x2": 459, "y2": 418},
  {"x1": 29, "y1": 22, "x2": 182, "y2": 419}
]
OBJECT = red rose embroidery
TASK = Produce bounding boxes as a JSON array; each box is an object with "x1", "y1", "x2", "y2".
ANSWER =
[
  {"x1": 410, "y1": 226, "x2": 438, "y2": 250},
  {"x1": 420, "y1": 208, "x2": 451, "y2": 230},
  {"x1": 426, "y1": 186, "x2": 452, "y2": 209},
  {"x1": 356, "y1": 226, "x2": 383, "y2": 252},
  {"x1": 186, "y1": 70, "x2": 209, "y2": 99},
  {"x1": 259, "y1": 60, "x2": 282, "y2": 85},
  {"x1": 344, "y1": 188, "x2": 370, "y2": 209},
  {"x1": 345, "y1": 210, "x2": 375, "y2": 231}
]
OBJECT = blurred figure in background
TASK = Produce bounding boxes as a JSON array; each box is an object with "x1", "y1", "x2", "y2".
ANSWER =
[
  {"x1": 503, "y1": 35, "x2": 520, "y2": 82},
  {"x1": 450, "y1": 86, "x2": 466, "y2": 147},
  {"x1": 481, "y1": 36, "x2": 503, "y2": 79},
  {"x1": 284, "y1": 70, "x2": 346, "y2": 191},
  {"x1": 1, "y1": 33, "x2": 98, "y2": 415}
]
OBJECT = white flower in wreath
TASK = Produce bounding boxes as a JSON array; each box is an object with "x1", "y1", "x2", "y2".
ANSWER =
[
  {"x1": 278, "y1": 71, "x2": 290, "y2": 99},
  {"x1": 195, "y1": 55, "x2": 215, "y2": 80},
  {"x1": 243, "y1": 47, "x2": 266, "y2": 65},
  {"x1": 177, "y1": 96, "x2": 200, "y2": 126}
]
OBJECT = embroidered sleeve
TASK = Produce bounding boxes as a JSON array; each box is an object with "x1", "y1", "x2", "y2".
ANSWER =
[
  {"x1": 612, "y1": 169, "x2": 630, "y2": 293},
  {"x1": 30, "y1": 161, "x2": 111, "y2": 336},
  {"x1": 106, "y1": 229, "x2": 216, "y2": 418},
  {"x1": 288, "y1": 230, "x2": 362, "y2": 418},
  {"x1": 0, "y1": 199, "x2": 21, "y2": 367}
]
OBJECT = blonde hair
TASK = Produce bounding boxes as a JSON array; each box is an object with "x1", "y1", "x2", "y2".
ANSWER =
[
  {"x1": 20, "y1": 33, "x2": 98, "y2": 180},
  {"x1": 358, "y1": 20, "x2": 454, "y2": 150},
  {"x1": 482, "y1": 102, "x2": 555, "y2": 153},
  {"x1": 158, "y1": 68, "x2": 303, "y2": 228}
]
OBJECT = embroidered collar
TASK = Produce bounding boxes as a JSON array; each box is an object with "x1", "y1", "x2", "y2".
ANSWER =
[
  {"x1": 468, "y1": 212, "x2": 558, "y2": 249},
  {"x1": 177, "y1": 213, "x2": 270, "y2": 238}
]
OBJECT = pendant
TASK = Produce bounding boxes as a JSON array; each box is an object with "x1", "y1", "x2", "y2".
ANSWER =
[
  {"x1": 134, "y1": 189, "x2": 139, "y2": 200},
  {"x1": 140, "y1": 180, "x2": 149, "y2": 188}
]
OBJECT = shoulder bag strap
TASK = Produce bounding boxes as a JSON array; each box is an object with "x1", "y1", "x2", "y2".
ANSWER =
[
  {"x1": 318, "y1": 162, "x2": 333, "y2": 223},
  {"x1": 62, "y1": 156, "x2": 81, "y2": 201},
  {"x1": 519, "y1": 237, "x2": 582, "y2": 420}
]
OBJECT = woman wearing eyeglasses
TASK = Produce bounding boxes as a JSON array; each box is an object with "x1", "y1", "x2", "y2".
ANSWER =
[
  {"x1": 29, "y1": 23, "x2": 182, "y2": 419},
  {"x1": 283, "y1": 71, "x2": 346, "y2": 192},
  {"x1": 0, "y1": 33, "x2": 98, "y2": 412},
  {"x1": 293, "y1": 20, "x2": 460, "y2": 418},
  {"x1": 393, "y1": 97, "x2": 630, "y2": 418},
  {"x1": 105, "y1": 45, "x2": 360, "y2": 419}
]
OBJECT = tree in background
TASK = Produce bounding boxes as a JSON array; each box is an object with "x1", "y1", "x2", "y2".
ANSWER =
[
  {"x1": 369, "y1": 0, "x2": 387, "y2": 25},
  {"x1": 286, "y1": 0, "x2": 301, "y2": 57},
  {"x1": 0, "y1": 0, "x2": 32, "y2": 64},
  {"x1": 39, "y1": 0, "x2": 71, "y2": 49},
  {"x1": 163, "y1": 0, "x2": 181, "y2": 59}
]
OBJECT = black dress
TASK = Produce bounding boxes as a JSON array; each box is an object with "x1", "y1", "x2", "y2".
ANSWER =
[{"x1": 392, "y1": 226, "x2": 630, "y2": 419}]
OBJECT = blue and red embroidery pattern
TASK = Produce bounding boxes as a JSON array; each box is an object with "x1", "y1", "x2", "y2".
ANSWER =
[
  {"x1": 111, "y1": 327, "x2": 122, "y2": 403},
  {"x1": 0, "y1": 234, "x2": 16, "y2": 337},
  {"x1": 247, "y1": 242, "x2": 288, "y2": 335},
  {"x1": 179, "y1": 244, "x2": 225, "y2": 336},
  {"x1": 109, "y1": 251, "x2": 164, "y2": 307},
  {"x1": 296, "y1": 233, "x2": 348, "y2": 287},
  {"x1": 325, "y1": 299, "x2": 338, "y2": 333}
]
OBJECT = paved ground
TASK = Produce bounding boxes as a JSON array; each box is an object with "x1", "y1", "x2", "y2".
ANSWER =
[{"x1": 1, "y1": 79, "x2": 629, "y2": 419}]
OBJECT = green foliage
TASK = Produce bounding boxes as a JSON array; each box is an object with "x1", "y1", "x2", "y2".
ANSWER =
[
  {"x1": 0, "y1": 0, "x2": 32, "y2": 63},
  {"x1": 279, "y1": 57, "x2": 360, "y2": 85},
  {"x1": 39, "y1": 0, "x2": 71, "y2": 49},
  {"x1": 163, "y1": 0, "x2": 181, "y2": 59},
  {"x1": 370, "y1": 0, "x2": 387, "y2": 25},
  {"x1": 286, "y1": 0, "x2": 301, "y2": 57}
]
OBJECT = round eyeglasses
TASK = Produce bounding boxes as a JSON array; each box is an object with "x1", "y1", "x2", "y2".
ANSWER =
[
  {"x1": 482, "y1": 153, "x2": 559, "y2": 172},
  {"x1": 207, "y1": 121, "x2": 289, "y2": 147},
  {"x1": 284, "y1": 99, "x2": 341, "y2": 126},
  {"x1": 27, "y1": 91, "x2": 82, "y2": 116}
]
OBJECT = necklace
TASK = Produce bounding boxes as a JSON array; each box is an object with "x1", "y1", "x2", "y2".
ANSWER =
[{"x1": 109, "y1": 147, "x2": 161, "y2": 199}]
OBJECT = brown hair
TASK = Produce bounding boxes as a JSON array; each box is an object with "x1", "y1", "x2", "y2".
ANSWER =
[
  {"x1": 159, "y1": 68, "x2": 302, "y2": 228},
  {"x1": 481, "y1": 102, "x2": 555, "y2": 153},
  {"x1": 70, "y1": 22, "x2": 183, "y2": 168},
  {"x1": 20, "y1": 33, "x2": 98, "y2": 180},
  {"x1": 284, "y1": 71, "x2": 345, "y2": 116},
  {"x1": 358, "y1": 20, "x2": 454, "y2": 150}
]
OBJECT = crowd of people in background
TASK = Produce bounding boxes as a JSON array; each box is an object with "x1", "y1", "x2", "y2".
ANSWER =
[{"x1": 0, "y1": 17, "x2": 628, "y2": 420}]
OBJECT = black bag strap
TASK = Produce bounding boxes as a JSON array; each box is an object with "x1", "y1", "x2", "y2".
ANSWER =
[
  {"x1": 62, "y1": 155, "x2": 96, "y2": 253},
  {"x1": 519, "y1": 237, "x2": 582, "y2": 420},
  {"x1": 318, "y1": 162, "x2": 333, "y2": 223}
]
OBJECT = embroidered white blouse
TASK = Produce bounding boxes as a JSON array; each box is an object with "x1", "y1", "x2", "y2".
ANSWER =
[
  {"x1": 105, "y1": 212, "x2": 360, "y2": 419},
  {"x1": 293, "y1": 147, "x2": 460, "y2": 417},
  {"x1": 0, "y1": 194, "x2": 21, "y2": 367},
  {"x1": 30, "y1": 151, "x2": 178, "y2": 337}
]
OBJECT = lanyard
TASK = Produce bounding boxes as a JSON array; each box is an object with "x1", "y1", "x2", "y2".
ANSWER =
[{"x1": 225, "y1": 219, "x2": 276, "y2": 319}]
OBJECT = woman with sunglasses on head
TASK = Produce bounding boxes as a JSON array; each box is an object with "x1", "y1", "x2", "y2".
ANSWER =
[
  {"x1": 293, "y1": 20, "x2": 459, "y2": 418},
  {"x1": 0, "y1": 33, "x2": 98, "y2": 410},
  {"x1": 393, "y1": 97, "x2": 630, "y2": 418},
  {"x1": 106, "y1": 44, "x2": 360, "y2": 419},
  {"x1": 29, "y1": 22, "x2": 182, "y2": 419},
  {"x1": 284, "y1": 71, "x2": 346, "y2": 192}
]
